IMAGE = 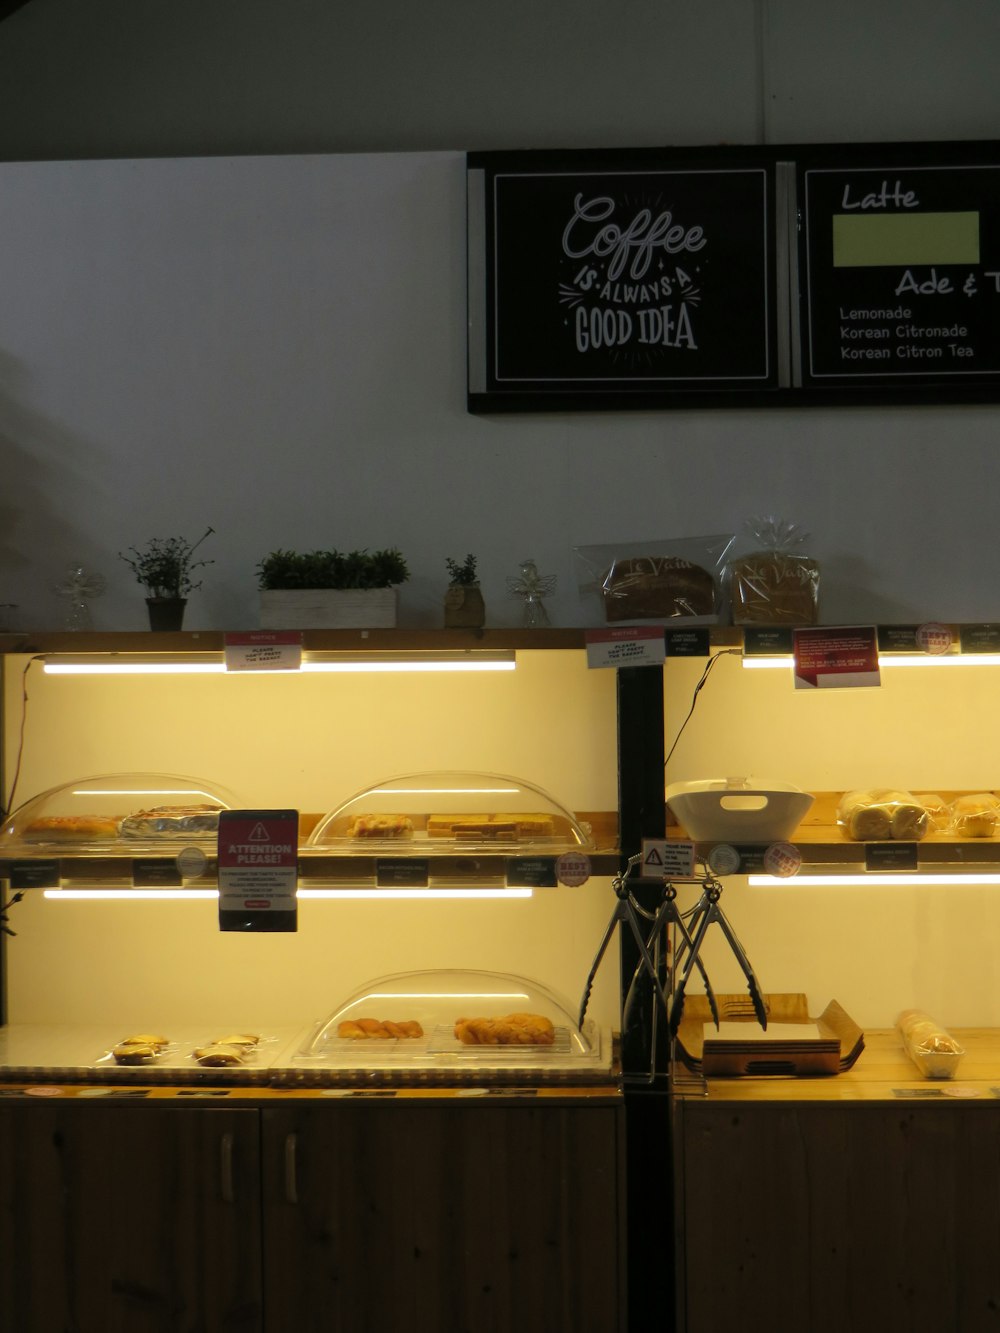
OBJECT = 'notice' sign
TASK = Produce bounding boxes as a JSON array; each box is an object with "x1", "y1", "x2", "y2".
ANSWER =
[
  {"x1": 793, "y1": 626, "x2": 880, "y2": 689},
  {"x1": 218, "y1": 809, "x2": 298, "y2": 932}
]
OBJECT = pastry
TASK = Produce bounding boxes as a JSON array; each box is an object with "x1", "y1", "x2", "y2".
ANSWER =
[
  {"x1": 601, "y1": 556, "x2": 716, "y2": 622},
  {"x1": 23, "y1": 815, "x2": 119, "y2": 842},
  {"x1": 345, "y1": 814, "x2": 414, "y2": 838},
  {"x1": 120, "y1": 804, "x2": 221, "y2": 839},
  {"x1": 454, "y1": 1012, "x2": 556, "y2": 1046},
  {"x1": 337, "y1": 1018, "x2": 424, "y2": 1039},
  {"x1": 193, "y1": 1044, "x2": 245, "y2": 1066},
  {"x1": 837, "y1": 790, "x2": 929, "y2": 842},
  {"x1": 112, "y1": 1043, "x2": 160, "y2": 1065},
  {"x1": 119, "y1": 1032, "x2": 170, "y2": 1050},
  {"x1": 212, "y1": 1033, "x2": 260, "y2": 1049},
  {"x1": 915, "y1": 794, "x2": 950, "y2": 833},
  {"x1": 426, "y1": 814, "x2": 555, "y2": 840},
  {"x1": 951, "y1": 793, "x2": 1000, "y2": 838}
]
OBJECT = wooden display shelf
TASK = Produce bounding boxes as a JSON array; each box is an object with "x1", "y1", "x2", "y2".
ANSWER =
[{"x1": 667, "y1": 791, "x2": 1000, "y2": 867}]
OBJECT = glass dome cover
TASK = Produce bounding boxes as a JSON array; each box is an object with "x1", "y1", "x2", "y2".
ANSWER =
[
  {"x1": 2, "y1": 772, "x2": 239, "y2": 851},
  {"x1": 298, "y1": 968, "x2": 601, "y2": 1067},
  {"x1": 308, "y1": 770, "x2": 594, "y2": 852}
]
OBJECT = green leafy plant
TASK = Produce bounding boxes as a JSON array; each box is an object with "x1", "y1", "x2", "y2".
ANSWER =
[
  {"x1": 445, "y1": 554, "x2": 479, "y2": 586},
  {"x1": 119, "y1": 527, "x2": 215, "y2": 599},
  {"x1": 257, "y1": 547, "x2": 409, "y2": 590}
]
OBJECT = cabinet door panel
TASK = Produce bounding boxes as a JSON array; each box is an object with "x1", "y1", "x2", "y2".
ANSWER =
[
  {"x1": 0, "y1": 1103, "x2": 262, "y2": 1333},
  {"x1": 678, "y1": 1101, "x2": 1000, "y2": 1333},
  {"x1": 262, "y1": 1102, "x2": 624, "y2": 1333}
]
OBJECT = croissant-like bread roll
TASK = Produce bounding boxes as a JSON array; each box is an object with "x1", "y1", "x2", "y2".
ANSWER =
[
  {"x1": 915, "y1": 794, "x2": 950, "y2": 832},
  {"x1": 454, "y1": 1012, "x2": 556, "y2": 1046},
  {"x1": 337, "y1": 1018, "x2": 424, "y2": 1039}
]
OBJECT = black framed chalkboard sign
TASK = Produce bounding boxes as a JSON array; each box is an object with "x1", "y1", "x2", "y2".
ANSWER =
[
  {"x1": 467, "y1": 145, "x2": 782, "y2": 412},
  {"x1": 467, "y1": 140, "x2": 1000, "y2": 412}
]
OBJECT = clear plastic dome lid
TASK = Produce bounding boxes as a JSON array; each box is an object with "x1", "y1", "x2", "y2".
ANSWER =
[
  {"x1": 2, "y1": 772, "x2": 239, "y2": 851},
  {"x1": 297, "y1": 969, "x2": 600, "y2": 1067},
  {"x1": 307, "y1": 771, "x2": 594, "y2": 852}
]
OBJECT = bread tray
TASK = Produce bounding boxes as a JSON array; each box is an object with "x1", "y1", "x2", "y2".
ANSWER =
[{"x1": 675, "y1": 993, "x2": 864, "y2": 1077}]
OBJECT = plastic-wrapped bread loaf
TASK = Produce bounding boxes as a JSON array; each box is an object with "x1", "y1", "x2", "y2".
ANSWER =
[
  {"x1": 836, "y1": 790, "x2": 929, "y2": 842},
  {"x1": 950, "y1": 793, "x2": 1000, "y2": 838},
  {"x1": 896, "y1": 1008, "x2": 965, "y2": 1079}
]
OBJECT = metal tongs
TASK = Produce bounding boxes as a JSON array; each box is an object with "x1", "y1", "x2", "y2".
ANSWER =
[
  {"x1": 578, "y1": 854, "x2": 671, "y2": 1031},
  {"x1": 669, "y1": 871, "x2": 768, "y2": 1038}
]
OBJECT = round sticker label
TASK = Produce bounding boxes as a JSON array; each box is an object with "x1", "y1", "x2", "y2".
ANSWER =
[
  {"x1": 708, "y1": 843, "x2": 741, "y2": 876},
  {"x1": 176, "y1": 846, "x2": 208, "y2": 878},
  {"x1": 763, "y1": 842, "x2": 802, "y2": 878},
  {"x1": 556, "y1": 852, "x2": 591, "y2": 887},
  {"x1": 916, "y1": 622, "x2": 952, "y2": 656}
]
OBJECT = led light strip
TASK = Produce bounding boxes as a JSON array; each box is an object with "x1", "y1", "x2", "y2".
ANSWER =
[
  {"x1": 42, "y1": 886, "x2": 533, "y2": 901},
  {"x1": 749, "y1": 872, "x2": 1000, "y2": 887},
  {"x1": 43, "y1": 653, "x2": 516, "y2": 676}
]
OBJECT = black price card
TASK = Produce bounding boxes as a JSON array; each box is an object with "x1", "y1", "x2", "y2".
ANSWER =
[
  {"x1": 505, "y1": 857, "x2": 558, "y2": 888},
  {"x1": 743, "y1": 626, "x2": 794, "y2": 656},
  {"x1": 376, "y1": 858, "x2": 429, "y2": 888},
  {"x1": 959, "y1": 623, "x2": 1000, "y2": 653},
  {"x1": 876, "y1": 625, "x2": 920, "y2": 652},
  {"x1": 132, "y1": 858, "x2": 182, "y2": 888},
  {"x1": 9, "y1": 859, "x2": 59, "y2": 890},
  {"x1": 865, "y1": 842, "x2": 919, "y2": 872},
  {"x1": 468, "y1": 148, "x2": 777, "y2": 407},
  {"x1": 664, "y1": 628, "x2": 711, "y2": 657},
  {"x1": 800, "y1": 146, "x2": 1000, "y2": 387}
]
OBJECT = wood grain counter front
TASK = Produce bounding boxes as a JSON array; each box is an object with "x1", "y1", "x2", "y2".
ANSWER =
[
  {"x1": 673, "y1": 1030, "x2": 1000, "y2": 1333},
  {"x1": 0, "y1": 1083, "x2": 625, "y2": 1333}
]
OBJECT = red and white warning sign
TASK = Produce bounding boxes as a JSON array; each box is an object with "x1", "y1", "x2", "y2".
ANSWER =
[
  {"x1": 641, "y1": 838, "x2": 695, "y2": 878},
  {"x1": 218, "y1": 809, "x2": 298, "y2": 913}
]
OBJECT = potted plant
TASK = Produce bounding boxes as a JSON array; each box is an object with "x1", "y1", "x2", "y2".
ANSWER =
[
  {"x1": 443, "y1": 554, "x2": 485, "y2": 629},
  {"x1": 257, "y1": 547, "x2": 409, "y2": 628},
  {"x1": 119, "y1": 527, "x2": 215, "y2": 631}
]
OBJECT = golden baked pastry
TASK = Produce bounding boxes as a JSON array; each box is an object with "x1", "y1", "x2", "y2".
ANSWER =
[
  {"x1": 454, "y1": 1012, "x2": 556, "y2": 1046},
  {"x1": 112, "y1": 1043, "x2": 159, "y2": 1065},
  {"x1": 337, "y1": 1018, "x2": 424, "y2": 1039},
  {"x1": 346, "y1": 814, "x2": 414, "y2": 838},
  {"x1": 119, "y1": 1032, "x2": 170, "y2": 1050},
  {"x1": 23, "y1": 815, "x2": 119, "y2": 842},
  {"x1": 193, "y1": 1044, "x2": 245, "y2": 1067},
  {"x1": 837, "y1": 790, "x2": 929, "y2": 842},
  {"x1": 915, "y1": 794, "x2": 950, "y2": 833},
  {"x1": 426, "y1": 814, "x2": 555, "y2": 840},
  {"x1": 212, "y1": 1033, "x2": 260, "y2": 1049}
]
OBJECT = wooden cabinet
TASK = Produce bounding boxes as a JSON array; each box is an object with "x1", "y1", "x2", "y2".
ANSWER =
[
  {"x1": 260, "y1": 1100, "x2": 625, "y2": 1333},
  {"x1": 673, "y1": 1048, "x2": 1000, "y2": 1333},
  {"x1": 0, "y1": 1093, "x2": 624, "y2": 1333},
  {"x1": 0, "y1": 1102, "x2": 262, "y2": 1332}
]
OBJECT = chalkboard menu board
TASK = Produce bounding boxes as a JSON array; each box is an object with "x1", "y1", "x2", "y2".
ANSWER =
[
  {"x1": 798, "y1": 142, "x2": 1000, "y2": 391},
  {"x1": 468, "y1": 140, "x2": 1000, "y2": 413},
  {"x1": 467, "y1": 147, "x2": 779, "y2": 410}
]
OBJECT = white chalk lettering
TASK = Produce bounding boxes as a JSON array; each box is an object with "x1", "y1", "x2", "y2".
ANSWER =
[{"x1": 562, "y1": 194, "x2": 706, "y2": 282}]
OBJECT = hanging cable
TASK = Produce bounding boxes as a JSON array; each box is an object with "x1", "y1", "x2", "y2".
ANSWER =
[{"x1": 664, "y1": 649, "x2": 741, "y2": 771}]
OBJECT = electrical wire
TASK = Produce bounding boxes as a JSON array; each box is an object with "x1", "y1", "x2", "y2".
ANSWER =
[
  {"x1": 3, "y1": 655, "x2": 42, "y2": 820},
  {"x1": 664, "y1": 648, "x2": 741, "y2": 771}
]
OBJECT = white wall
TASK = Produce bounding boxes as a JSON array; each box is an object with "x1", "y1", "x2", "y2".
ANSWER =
[{"x1": 0, "y1": 1, "x2": 998, "y2": 633}]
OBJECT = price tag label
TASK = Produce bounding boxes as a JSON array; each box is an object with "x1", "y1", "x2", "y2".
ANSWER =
[
  {"x1": 664, "y1": 628, "x2": 711, "y2": 657},
  {"x1": 376, "y1": 858, "x2": 429, "y2": 888},
  {"x1": 506, "y1": 857, "x2": 557, "y2": 888},
  {"x1": 9, "y1": 859, "x2": 60, "y2": 890},
  {"x1": 218, "y1": 810, "x2": 298, "y2": 931},
  {"x1": 959, "y1": 623, "x2": 1000, "y2": 654},
  {"x1": 865, "y1": 841, "x2": 919, "y2": 872},
  {"x1": 585, "y1": 626, "x2": 665, "y2": 669},
  {"x1": 132, "y1": 857, "x2": 183, "y2": 887},
  {"x1": 224, "y1": 631, "x2": 303, "y2": 672}
]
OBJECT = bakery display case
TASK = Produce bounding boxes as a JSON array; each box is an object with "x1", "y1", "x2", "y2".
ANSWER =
[
  {"x1": 1, "y1": 771, "x2": 238, "y2": 854},
  {"x1": 0, "y1": 629, "x2": 631, "y2": 1333},
  {"x1": 662, "y1": 628, "x2": 1000, "y2": 1333}
]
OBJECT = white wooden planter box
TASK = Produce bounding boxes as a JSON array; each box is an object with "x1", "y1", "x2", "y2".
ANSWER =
[{"x1": 259, "y1": 587, "x2": 398, "y2": 629}]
